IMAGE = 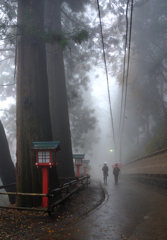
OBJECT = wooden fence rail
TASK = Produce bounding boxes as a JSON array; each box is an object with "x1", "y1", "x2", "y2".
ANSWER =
[{"x1": 0, "y1": 175, "x2": 90, "y2": 215}]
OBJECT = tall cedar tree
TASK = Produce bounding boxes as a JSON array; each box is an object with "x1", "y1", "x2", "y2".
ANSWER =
[
  {"x1": 45, "y1": 0, "x2": 89, "y2": 177},
  {"x1": 16, "y1": 0, "x2": 59, "y2": 207},
  {"x1": 45, "y1": 0, "x2": 74, "y2": 178}
]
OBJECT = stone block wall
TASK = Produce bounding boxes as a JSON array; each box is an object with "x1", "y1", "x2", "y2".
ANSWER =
[
  {"x1": 121, "y1": 149, "x2": 167, "y2": 188},
  {"x1": 122, "y1": 148, "x2": 167, "y2": 175}
]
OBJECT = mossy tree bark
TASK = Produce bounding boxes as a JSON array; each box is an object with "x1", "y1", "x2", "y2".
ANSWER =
[
  {"x1": 45, "y1": 0, "x2": 75, "y2": 178},
  {"x1": 0, "y1": 120, "x2": 16, "y2": 204},
  {"x1": 16, "y1": 0, "x2": 59, "y2": 207}
]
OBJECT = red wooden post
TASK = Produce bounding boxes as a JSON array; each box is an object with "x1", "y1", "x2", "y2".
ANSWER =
[
  {"x1": 73, "y1": 154, "x2": 85, "y2": 177},
  {"x1": 77, "y1": 165, "x2": 80, "y2": 177},
  {"x1": 84, "y1": 167, "x2": 87, "y2": 176},
  {"x1": 32, "y1": 141, "x2": 61, "y2": 209},
  {"x1": 82, "y1": 160, "x2": 90, "y2": 176},
  {"x1": 41, "y1": 167, "x2": 49, "y2": 208}
]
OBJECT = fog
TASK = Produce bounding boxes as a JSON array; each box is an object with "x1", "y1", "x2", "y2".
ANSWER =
[
  {"x1": 83, "y1": 70, "x2": 118, "y2": 178},
  {"x1": 77, "y1": 0, "x2": 167, "y2": 180},
  {"x1": 0, "y1": 0, "x2": 167, "y2": 181}
]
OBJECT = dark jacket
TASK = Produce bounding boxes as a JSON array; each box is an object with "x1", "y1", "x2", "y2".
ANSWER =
[
  {"x1": 102, "y1": 165, "x2": 109, "y2": 174},
  {"x1": 113, "y1": 166, "x2": 120, "y2": 175}
]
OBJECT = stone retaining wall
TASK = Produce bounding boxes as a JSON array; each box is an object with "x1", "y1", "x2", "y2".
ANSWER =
[
  {"x1": 122, "y1": 148, "x2": 167, "y2": 175},
  {"x1": 121, "y1": 148, "x2": 167, "y2": 188}
]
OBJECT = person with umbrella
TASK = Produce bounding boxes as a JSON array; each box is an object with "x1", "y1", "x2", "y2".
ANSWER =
[
  {"x1": 102, "y1": 162, "x2": 109, "y2": 184},
  {"x1": 113, "y1": 164, "x2": 120, "y2": 183}
]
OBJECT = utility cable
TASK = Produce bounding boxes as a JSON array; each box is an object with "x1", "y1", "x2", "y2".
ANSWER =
[
  {"x1": 96, "y1": 0, "x2": 116, "y2": 150},
  {"x1": 119, "y1": 0, "x2": 134, "y2": 162},
  {"x1": 122, "y1": 0, "x2": 133, "y2": 129},
  {"x1": 119, "y1": 0, "x2": 130, "y2": 135}
]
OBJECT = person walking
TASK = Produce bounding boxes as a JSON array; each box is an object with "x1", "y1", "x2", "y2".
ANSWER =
[
  {"x1": 113, "y1": 164, "x2": 120, "y2": 183},
  {"x1": 102, "y1": 163, "x2": 109, "y2": 184}
]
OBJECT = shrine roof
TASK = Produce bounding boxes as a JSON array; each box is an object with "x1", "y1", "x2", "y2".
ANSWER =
[
  {"x1": 32, "y1": 141, "x2": 61, "y2": 150},
  {"x1": 73, "y1": 154, "x2": 85, "y2": 159},
  {"x1": 82, "y1": 159, "x2": 90, "y2": 163}
]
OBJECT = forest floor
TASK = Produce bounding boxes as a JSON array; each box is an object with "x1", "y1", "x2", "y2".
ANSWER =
[{"x1": 0, "y1": 179, "x2": 104, "y2": 239}]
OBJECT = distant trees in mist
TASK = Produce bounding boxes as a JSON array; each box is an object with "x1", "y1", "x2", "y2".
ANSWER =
[{"x1": 115, "y1": 0, "x2": 167, "y2": 162}]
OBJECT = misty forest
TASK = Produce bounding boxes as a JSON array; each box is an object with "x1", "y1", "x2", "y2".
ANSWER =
[{"x1": 0, "y1": 0, "x2": 167, "y2": 207}]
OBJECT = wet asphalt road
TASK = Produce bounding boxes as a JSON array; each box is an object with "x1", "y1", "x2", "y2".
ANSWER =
[{"x1": 55, "y1": 176, "x2": 167, "y2": 240}]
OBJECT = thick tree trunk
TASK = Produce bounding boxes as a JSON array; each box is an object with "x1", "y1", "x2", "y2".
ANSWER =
[
  {"x1": 0, "y1": 120, "x2": 16, "y2": 204},
  {"x1": 16, "y1": 0, "x2": 59, "y2": 207},
  {"x1": 45, "y1": 0, "x2": 74, "y2": 178}
]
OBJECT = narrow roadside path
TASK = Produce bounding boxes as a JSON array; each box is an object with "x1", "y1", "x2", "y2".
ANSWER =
[
  {"x1": 52, "y1": 176, "x2": 167, "y2": 240},
  {"x1": 53, "y1": 177, "x2": 148, "y2": 239},
  {"x1": 0, "y1": 169, "x2": 166, "y2": 237},
  {"x1": 126, "y1": 179, "x2": 167, "y2": 240}
]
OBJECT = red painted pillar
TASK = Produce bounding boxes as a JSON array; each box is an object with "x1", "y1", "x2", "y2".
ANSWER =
[
  {"x1": 77, "y1": 166, "x2": 80, "y2": 177},
  {"x1": 41, "y1": 167, "x2": 49, "y2": 208},
  {"x1": 84, "y1": 167, "x2": 87, "y2": 176}
]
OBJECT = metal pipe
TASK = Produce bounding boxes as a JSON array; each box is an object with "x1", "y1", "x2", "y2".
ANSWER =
[
  {"x1": 0, "y1": 206, "x2": 47, "y2": 211},
  {"x1": 0, "y1": 183, "x2": 16, "y2": 190},
  {"x1": 50, "y1": 176, "x2": 90, "y2": 193},
  {"x1": 50, "y1": 183, "x2": 86, "y2": 209},
  {"x1": 0, "y1": 192, "x2": 49, "y2": 197}
]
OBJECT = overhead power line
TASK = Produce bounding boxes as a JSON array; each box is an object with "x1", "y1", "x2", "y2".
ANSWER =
[
  {"x1": 96, "y1": 0, "x2": 116, "y2": 150},
  {"x1": 119, "y1": 0, "x2": 134, "y2": 162},
  {"x1": 119, "y1": 0, "x2": 130, "y2": 134},
  {"x1": 122, "y1": 0, "x2": 133, "y2": 124}
]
